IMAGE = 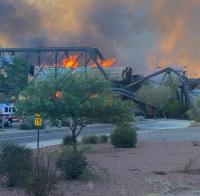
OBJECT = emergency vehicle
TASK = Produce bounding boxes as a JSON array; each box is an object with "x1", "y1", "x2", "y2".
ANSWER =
[{"x1": 0, "y1": 103, "x2": 17, "y2": 127}]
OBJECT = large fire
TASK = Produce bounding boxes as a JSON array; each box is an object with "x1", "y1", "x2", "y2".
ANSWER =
[
  {"x1": 62, "y1": 55, "x2": 79, "y2": 68},
  {"x1": 91, "y1": 58, "x2": 116, "y2": 68},
  {"x1": 61, "y1": 55, "x2": 116, "y2": 69}
]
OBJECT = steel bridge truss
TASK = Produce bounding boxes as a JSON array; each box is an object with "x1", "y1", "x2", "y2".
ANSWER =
[
  {"x1": 124, "y1": 67, "x2": 191, "y2": 105},
  {"x1": 0, "y1": 46, "x2": 195, "y2": 116},
  {"x1": 0, "y1": 47, "x2": 109, "y2": 80}
]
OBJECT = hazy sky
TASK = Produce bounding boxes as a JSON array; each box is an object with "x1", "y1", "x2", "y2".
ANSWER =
[{"x1": 0, "y1": 0, "x2": 199, "y2": 75}]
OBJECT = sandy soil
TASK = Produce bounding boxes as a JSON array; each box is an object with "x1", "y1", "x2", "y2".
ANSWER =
[{"x1": 1, "y1": 141, "x2": 200, "y2": 196}]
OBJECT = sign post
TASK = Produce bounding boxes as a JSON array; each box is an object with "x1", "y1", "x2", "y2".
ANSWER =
[{"x1": 34, "y1": 113, "x2": 42, "y2": 150}]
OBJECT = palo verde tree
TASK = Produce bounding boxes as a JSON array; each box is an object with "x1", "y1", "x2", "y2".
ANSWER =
[
  {"x1": 17, "y1": 72, "x2": 133, "y2": 151},
  {"x1": 137, "y1": 84, "x2": 173, "y2": 109}
]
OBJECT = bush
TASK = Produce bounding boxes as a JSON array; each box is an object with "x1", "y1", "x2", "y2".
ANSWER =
[
  {"x1": 99, "y1": 135, "x2": 109, "y2": 143},
  {"x1": 25, "y1": 153, "x2": 57, "y2": 196},
  {"x1": 81, "y1": 135, "x2": 109, "y2": 144},
  {"x1": 111, "y1": 124, "x2": 137, "y2": 148},
  {"x1": 19, "y1": 116, "x2": 35, "y2": 130},
  {"x1": 56, "y1": 148, "x2": 87, "y2": 180},
  {"x1": 163, "y1": 100, "x2": 188, "y2": 119},
  {"x1": 82, "y1": 135, "x2": 98, "y2": 144},
  {"x1": 0, "y1": 142, "x2": 32, "y2": 187},
  {"x1": 19, "y1": 116, "x2": 45, "y2": 130},
  {"x1": 63, "y1": 135, "x2": 74, "y2": 146}
]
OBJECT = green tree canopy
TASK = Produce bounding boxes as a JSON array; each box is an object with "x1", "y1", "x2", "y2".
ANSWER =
[
  {"x1": 0, "y1": 56, "x2": 30, "y2": 101},
  {"x1": 17, "y1": 73, "x2": 133, "y2": 150},
  {"x1": 137, "y1": 84, "x2": 173, "y2": 109}
]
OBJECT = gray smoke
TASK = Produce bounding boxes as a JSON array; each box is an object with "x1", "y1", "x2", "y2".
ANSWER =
[
  {"x1": 0, "y1": 0, "x2": 199, "y2": 74},
  {"x1": 0, "y1": 0, "x2": 48, "y2": 47}
]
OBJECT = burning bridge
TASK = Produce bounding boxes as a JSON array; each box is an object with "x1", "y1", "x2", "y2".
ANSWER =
[
  {"x1": 0, "y1": 47, "x2": 199, "y2": 117},
  {"x1": 0, "y1": 47, "x2": 111, "y2": 80}
]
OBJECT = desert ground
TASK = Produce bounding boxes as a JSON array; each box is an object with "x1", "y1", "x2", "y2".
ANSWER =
[{"x1": 1, "y1": 140, "x2": 200, "y2": 196}]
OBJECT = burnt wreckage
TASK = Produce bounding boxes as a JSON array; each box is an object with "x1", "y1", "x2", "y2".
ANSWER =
[
  {"x1": 0, "y1": 47, "x2": 200, "y2": 116},
  {"x1": 112, "y1": 67, "x2": 200, "y2": 117}
]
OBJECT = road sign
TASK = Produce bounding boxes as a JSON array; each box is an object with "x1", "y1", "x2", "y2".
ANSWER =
[
  {"x1": 34, "y1": 117, "x2": 42, "y2": 126},
  {"x1": 34, "y1": 113, "x2": 42, "y2": 150},
  {"x1": 34, "y1": 113, "x2": 42, "y2": 127}
]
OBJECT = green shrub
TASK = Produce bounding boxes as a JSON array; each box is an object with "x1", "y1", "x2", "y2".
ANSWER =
[
  {"x1": 163, "y1": 100, "x2": 188, "y2": 119},
  {"x1": 63, "y1": 135, "x2": 74, "y2": 146},
  {"x1": 0, "y1": 142, "x2": 32, "y2": 187},
  {"x1": 99, "y1": 135, "x2": 109, "y2": 143},
  {"x1": 19, "y1": 116, "x2": 45, "y2": 130},
  {"x1": 82, "y1": 135, "x2": 98, "y2": 144},
  {"x1": 19, "y1": 122, "x2": 31, "y2": 130},
  {"x1": 25, "y1": 153, "x2": 57, "y2": 196},
  {"x1": 56, "y1": 148, "x2": 87, "y2": 180},
  {"x1": 19, "y1": 116, "x2": 35, "y2": 130},
  {"x1": 111, "y1": 124, "x2": 137, "y2": 148}
]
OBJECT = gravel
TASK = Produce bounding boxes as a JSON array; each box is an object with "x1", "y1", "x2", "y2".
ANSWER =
[{"x1": 1, "y1": 141, "x2": 200, "y2": 196}]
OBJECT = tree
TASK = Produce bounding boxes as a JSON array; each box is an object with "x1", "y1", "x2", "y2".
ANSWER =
[
  {"x1": 163, "y1": 73, "x2": 179, "y2": 93},
  {"x1": 137, "y1": 84, "x2": 173, "y2": 109},
  {"x1": 163, "y1": 100, "x2": 188, "y2": 119},
  {"x1": 17, "y1": 73, "x2": 133, "y2": 151},
  {"x1": 0, "y1": 56, "x2": 30, "y2": 101},
  {"x1": 188, "y1": 97, "x2": 200, "y2": 122}
]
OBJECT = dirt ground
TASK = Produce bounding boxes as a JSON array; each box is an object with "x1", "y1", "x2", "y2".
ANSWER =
[{"x1": 1, "y1": 141, "x2": 200, "y2": 196}]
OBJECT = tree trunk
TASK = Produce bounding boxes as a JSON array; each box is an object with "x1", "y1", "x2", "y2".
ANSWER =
[
  {"x1": 71, "y1": 123, "x2": 77, "y2": 152},
  {"x1": 72, "y1": 137, "x2": 77, "y2": 152},
  {"x1": 70, "y1": 121, "x2": 84, "y2": 152}
]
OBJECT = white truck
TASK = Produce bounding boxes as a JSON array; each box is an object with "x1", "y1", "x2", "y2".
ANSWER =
[{"x1": 0, "y1": 103, "x2": 17, "y2": 128}]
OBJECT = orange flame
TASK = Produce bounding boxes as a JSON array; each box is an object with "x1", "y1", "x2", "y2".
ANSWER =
[
  {"x1": 62, "y1": 55, "x2": 79, "y2": 68},
  {"x1": 91, "y1": 58, "x2": 116, "y2": 68},
  {"x1": 54, "y1": 91, "x2": 63, "y2": 99}
]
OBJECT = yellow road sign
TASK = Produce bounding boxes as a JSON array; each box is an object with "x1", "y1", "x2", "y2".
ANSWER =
[{"x1": 34, "y1": 117, "x2": 42, "y2": 126}]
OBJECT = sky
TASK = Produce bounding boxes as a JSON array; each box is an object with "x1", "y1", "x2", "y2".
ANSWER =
[{"x1": 0, "y1": 0, "x2": 199, "y2": 76}]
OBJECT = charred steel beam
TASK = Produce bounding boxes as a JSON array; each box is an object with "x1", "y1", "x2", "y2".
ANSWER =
[
  {"x1": 0, "y1": 47, "x2": 105, "y2": 63},
  {"x1": 124, "y1": 67, "x2": 191, "y2": 105},
  {"x1": 0, "y1": 47, "x2": 101, "y2": 54},
  {"x1": 112, "y1": 87, "x2": 147, "y2": 105},
  {"x1": 92, "y1": 57, "x2": 109, "y2": 80},
  {"x1": 125, "y1": 67, "x2": 188, "y2": 89},
  {"x1": 70, "y1": 52, "x2": 84, "y2": 70},
  {"x1": 161, "y1": 72, "x2": 168, "y2": 84},
  {"x1": 37, "y1": 52, "x2": 41, "y2": 67},
  {"x1": 181, "y1": 81, "x2": 191, "y2": 105},
  {"x1": 112, "y1": 87, "x2": 162, "y2": 116},
  {"x1": 33, "y1": 52, "x2": 54, "y2": 80}
]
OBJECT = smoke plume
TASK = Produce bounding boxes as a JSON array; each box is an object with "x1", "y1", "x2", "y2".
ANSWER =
[{"x1": 0, "y1": 0, "x2": 199, "y2": 75}]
